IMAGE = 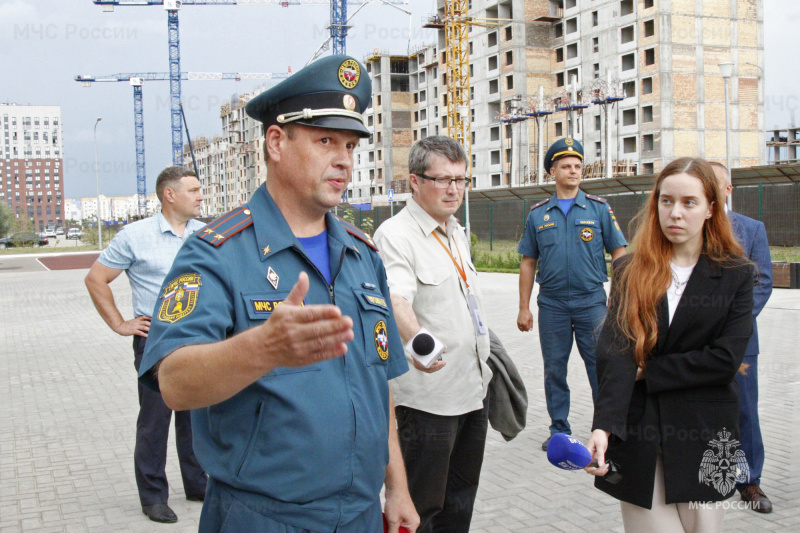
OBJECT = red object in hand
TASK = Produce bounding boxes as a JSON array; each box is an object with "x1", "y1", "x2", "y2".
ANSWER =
[{"x1": 383, "y1": 513, "x2": 411, "y2": 533}]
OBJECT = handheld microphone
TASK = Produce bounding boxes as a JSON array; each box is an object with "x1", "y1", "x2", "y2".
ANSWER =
[
  {"x1": 405, "y1": 327, "x2": 445, "y2": 369},
  {"x1": 546, "y1": 433, "x2": 622, "y2": 484}
]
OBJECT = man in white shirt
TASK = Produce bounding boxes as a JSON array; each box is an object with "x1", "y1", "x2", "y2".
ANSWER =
[{"x1": 374, "y1": 136, "x2": 492, "y2": 532}]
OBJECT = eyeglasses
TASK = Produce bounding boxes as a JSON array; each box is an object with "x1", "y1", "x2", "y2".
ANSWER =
[{"x1": 417, "y1": 173, "x2": 472, "y2": 189}]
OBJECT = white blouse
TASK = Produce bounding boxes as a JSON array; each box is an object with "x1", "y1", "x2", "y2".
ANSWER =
[{"x1": 667, "y1": 262, "x2": 696, "y2": 325}]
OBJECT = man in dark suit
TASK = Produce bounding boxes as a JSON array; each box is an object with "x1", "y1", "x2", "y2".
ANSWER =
[{"x1": 712, "y1": 162, "x2": 773, "y2": 513}]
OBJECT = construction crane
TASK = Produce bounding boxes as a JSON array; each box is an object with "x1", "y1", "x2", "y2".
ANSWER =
[
  {"x1": 75, "y1": 71, "x2": 288, "y2": 216},
  {"x1": 93, "y1": 0, "x2": 409, "y2": 164},
  {"x1": 423, "y1": 6, "x2": 507, "y2": 243}
]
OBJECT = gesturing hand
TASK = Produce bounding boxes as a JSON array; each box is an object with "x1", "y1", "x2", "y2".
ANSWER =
[{"x1": 259, "y1": 272, "x2": 355, "y2": 369}]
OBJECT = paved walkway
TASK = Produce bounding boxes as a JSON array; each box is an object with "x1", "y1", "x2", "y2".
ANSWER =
[{"x1": 1, "y1": 261, "x2": 798, "y2": 532}]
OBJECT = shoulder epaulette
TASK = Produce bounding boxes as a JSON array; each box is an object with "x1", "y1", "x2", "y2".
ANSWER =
[
  {"x1": 530, "y1": 198, "x2": 550, "y2": 211},
  {"x1": 197, "y1": 206, "x2": 253, "y2": 247},
  {"x1": 586, "y1": 194, "x2": 608, "y2": 204},
  {"x1": 334, "y1": 215, "x2": 379, "y2": 252}
]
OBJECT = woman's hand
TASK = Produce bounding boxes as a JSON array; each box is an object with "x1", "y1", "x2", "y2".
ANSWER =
[{"x1": 584, "y1": 429, "x2": 611, "y2": 476}]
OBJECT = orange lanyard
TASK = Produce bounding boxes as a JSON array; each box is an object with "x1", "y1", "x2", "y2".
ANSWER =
[{"x1": 432, "y1": 231, "x2": 470, "y2": 289}]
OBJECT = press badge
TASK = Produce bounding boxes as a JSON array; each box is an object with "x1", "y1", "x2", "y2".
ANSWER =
[{"x1": 467, "y1": 293, "x2": 487, "y2": 335}]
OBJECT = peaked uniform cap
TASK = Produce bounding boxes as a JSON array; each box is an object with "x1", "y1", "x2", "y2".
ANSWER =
[
  {"x1": 245, "y1": 55, "x2": 372, "y2": 137},
  {"x1": 545, "y1": 137, "x2": 584, "y2": 173}
]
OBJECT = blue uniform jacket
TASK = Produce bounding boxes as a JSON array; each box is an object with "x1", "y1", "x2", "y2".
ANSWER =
[
  {"x1": 518, "y1": 189, "x2": 627, "y2": 300},
  {"x1": 139, "y1": 185, "x2": 407, "y2": 531},
  {"x1": 729, "y1": 211, "x2": 772, "y2": 356}
]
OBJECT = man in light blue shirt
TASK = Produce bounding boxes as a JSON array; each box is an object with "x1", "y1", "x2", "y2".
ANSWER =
[{"x1": 85, "y1": 166, "x2": 207, "y2": 523}]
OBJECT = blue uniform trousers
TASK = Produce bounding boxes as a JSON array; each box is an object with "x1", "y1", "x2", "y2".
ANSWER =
[
  {"x1": 199, "y1": 477, "x2": 383, "y2": 533},
  {"x1": 132, "y1": 336, "x2": 206, "y2": 506},
  {"x1": 537, "y1": 293, "x2": 604, "y2": 435},
  {"x1": 736, "y1": 354, "x2": 764, "y2": 488}
]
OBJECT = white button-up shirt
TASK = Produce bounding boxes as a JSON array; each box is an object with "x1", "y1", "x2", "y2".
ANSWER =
[{"x1": 374, "y1": 198, "x2": 491, "y2": 416}]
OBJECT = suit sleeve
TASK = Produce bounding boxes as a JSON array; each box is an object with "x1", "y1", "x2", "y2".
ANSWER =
[
  {"x1": 592, "y1": 258, "x2": 638, "y2": 440},
  {"x1": 750, "y1": 221, "x2": 772, "y2": 318},
  {"x1": 645, "y1": 264, "x2": 754, "y2": 394}
]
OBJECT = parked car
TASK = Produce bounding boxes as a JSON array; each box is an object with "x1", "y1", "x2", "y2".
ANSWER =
[
  {"x1": 66, "y1": 228, "x2": 84, "y2": 240},
  {"x1": 41, "y1": 228, "x2": 57, "y2": 239},
  {"x1": 56, "y1": 227, "x2": 65, "y2": 235},
  {"x1": 0, "y1": 232, "x2": 49, "y2": 249}
]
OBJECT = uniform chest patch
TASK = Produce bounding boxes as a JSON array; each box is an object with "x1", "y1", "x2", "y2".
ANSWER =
[
  {"x1": 251, "y1": 298, "x2": 286, "y2": 314},
  {"x1": 537, "y1": 222, "x2": 557, "y2": 232},
  {"x1": 374, "y1": 320, "x2": 389, "y2": 361},
  {"x1": 580, "y1": 228, "x2": 594, "y2": 242},
  {"x1": 158, "y1": 274, "x2": 201, "y2": 323}
]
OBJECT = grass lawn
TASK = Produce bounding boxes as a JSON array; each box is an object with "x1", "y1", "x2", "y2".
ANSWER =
[{"x1": 0, "y1": 244, "x2": 98, "y2": 255}]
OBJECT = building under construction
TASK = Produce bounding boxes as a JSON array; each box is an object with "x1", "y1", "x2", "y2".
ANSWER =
[{"x1": 352, "y1": 0, "x2": 764, "y2": 203}]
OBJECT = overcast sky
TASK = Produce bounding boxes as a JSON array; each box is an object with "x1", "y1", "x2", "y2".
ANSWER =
[{"x1": 1, "y1": 0, "x2": 797, "y2": 200}]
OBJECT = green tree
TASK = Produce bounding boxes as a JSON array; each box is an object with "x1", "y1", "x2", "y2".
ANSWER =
[{"x1": 0, "y1": 202, "x2": 13, "y2": 238}]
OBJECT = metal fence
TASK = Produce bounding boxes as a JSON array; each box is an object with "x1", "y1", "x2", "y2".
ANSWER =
[{"x1": 340, "y1": 182, "x2": 800, "y2": 247}]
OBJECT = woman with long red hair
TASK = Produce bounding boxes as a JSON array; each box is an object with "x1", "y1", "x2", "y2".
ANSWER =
[{"x1": 585, "y1": 157, "x2": 754, "y2": 533}]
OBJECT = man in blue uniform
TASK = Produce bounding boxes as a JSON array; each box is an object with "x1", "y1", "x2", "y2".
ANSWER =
[
  {"x1": 712, "y1": 162, "x2": 773, "y2": 513},
  {"x1": 138, "y1": 55, "x2": 419, "y2": 533},
  {"x1": 517, "y1": 138, "x2": 627, "y2": 451}
]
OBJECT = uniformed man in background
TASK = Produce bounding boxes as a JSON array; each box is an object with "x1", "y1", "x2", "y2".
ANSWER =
[
  {"x1": 138, "y1": 55, "x2": 419, "y2": 533},
  {"x1": 517, "y1": 138, "x2": 627, "y2": 451}
]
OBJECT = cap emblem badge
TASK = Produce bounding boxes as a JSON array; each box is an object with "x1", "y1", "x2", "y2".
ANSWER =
[
  {"x1": 338, "y1": 59, "x2": 360, "y2": 89},
  {"x1": 343, "y1": 94, "x2": 356, "y2": 111}
]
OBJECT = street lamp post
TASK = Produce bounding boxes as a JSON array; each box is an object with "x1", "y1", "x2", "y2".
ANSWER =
[
  {"x1": 719, "y1": 62, "x2": 734, "y2": 211},
  {"x1": 93, "y1": 117, "x2": 103, "y2": 250}
]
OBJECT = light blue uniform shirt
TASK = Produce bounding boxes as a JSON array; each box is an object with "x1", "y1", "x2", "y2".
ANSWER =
[{"x1": 98, "y1": 213, "x2": 205, "y2": 317}]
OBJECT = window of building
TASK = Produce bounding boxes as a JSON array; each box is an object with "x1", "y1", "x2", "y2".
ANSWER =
[
  {"x1": 420, "y1": 109, "x2": 427, "y2": 121},
  {"x1": 621, "y1": 25, "x2": 634, "y2": 44},
  {"x1": 567, "y1": 43, "x2": 578, "y2": 59},
  {"x1": 566, "y1": 18, "x2": 578, "y2": 34},
  {"x1": 622, "y1": 108, "x2": 637, "y2": 126},
  {"x1": 644, "y1": 48, "x2": 655, "y2": 66},
  {"x1": 593, "y1": 37, "x2": 599, "y2": 53},
  {"x1": 469, "y1": 64, "x2": 474, "y2": 77},
  {"x1": 643, "y1": 162, "x2": 654, "y2": 174},
  {"x1": 506, "y1": 75, "x2": 514, "y2": 90},
  {"x1": 622, "y1": 53, "x2": 636, "y2": 71},
  {"x1": 555, "y1": 122, "x2": 564, "y2": 137},
  {"x1": 642, "y1": 77, "x2": 653, "y2": 94},
  {"x1": 504, "y1": 26, "x2": 512, "y2": 41},
  {"x1": 471, "y1": 131, "x2": 476, "y2": 145},
  {"x1": 595, "y1": 142, "x2": 602, "y2": 157},
  {"x1": 644, "y1": 0, "x2": 654, "y2": 8},
  {"x1": 565, "y1": 0, "x2": 577, "y2": 8},
  {"x1": 556, "y1": 48, "x2": 564, "y2": 63},
  {"x1": 620, "y1": 0, "x2": 634, "y2": 16},
  {"x1": 593, "y1": 63, "x2": 600, "y2": 78},
  {"x1": 557, "y1": 72, "x2": 565, "y2": 87},
  {"x1": 490, "y1": 150, "x2": 500, "y2": 165},
  {"x1": 488, "y1": 31, "x2": 498, "y2": 47},
  {"x1": 592, "y1": 11, "x2": 598, "y2": 27},
  {"x1": 421, "y1": 128, "x2": 427, "y2": 139},
  {"x1": 623, "y1": 81, "x2": 636, "y2": 97},
  {"x1": 567, "y1": 68, "x2": 579, "y2": 85},
  {"x1": 489, "y1": 79, "x2": 499, "y2": 94},
  {"x1": 505, "y1": 50, "x2": 513, "y2": 65},
  {"x1": 595, "y1": 115, "x2": 602, "y2": 130},
  {"x1": 377, "y1": 113, "x2": 382, "y2": 124},
  {"x1": 555, "y1": 23, "x2": 563, "y2": 38},
  {"x1": 491, "y1": 174, "x2": 501, "y2": 187},
  {"x1": 469, "y1": 41, "x2": 473, "y2": 55},
  {"x1": 642, "y1": 105, "x2": 654, "y2": 122},
  {"x1": 490, "y1": 126, "x2": 500, "y2": 141},
  {"x1": 623, "y1": 136, "x2": 637, "y2": 153},
  {"x1": 414, "y1": 111, "x2": 419, "y2": 122},
  {"x1": 642, "y1": 134, "x2": 654, "y2": 151},
  {"x1": 644, "y1": 19, "x2": 655, "y2": 37},
  {"x1": 419, "y1": 90, "x2": 426, "y2": 102},
  {"x1": 377, "y1": 95, "x2": 381, "y2": 106},
  {"x1": 470, "y1": 86, "x2": 475, "y2": 101},
  {"x1": 419, "y1": 71, "x2": 426, "y2": 83},
  {"x1": 488, "y1": 55, "x2": 499, "y2": 71}
]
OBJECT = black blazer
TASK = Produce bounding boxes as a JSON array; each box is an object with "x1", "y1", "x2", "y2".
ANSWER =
[{"x1": 592, "y1": 254, "x2": 754, "y2": 508}]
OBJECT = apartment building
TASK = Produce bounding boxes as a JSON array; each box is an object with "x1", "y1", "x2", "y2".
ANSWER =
[
  {"x1": 0, "y1": 104, "x2": 66, "y2": 231},
  {"x1": 352, "y1": 0, "x2": 764, "y2": 198},
  {"x1": 80, "y1": 193, "x2": 158, "y2": 222}
]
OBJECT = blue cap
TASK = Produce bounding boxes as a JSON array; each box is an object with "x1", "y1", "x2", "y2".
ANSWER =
[
  {"x1": 545, "y1": 137, "x2": 584, "y2": 174},
  {"x1": 245, "y1": 55, "x2": 372, "y2": 137}
]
